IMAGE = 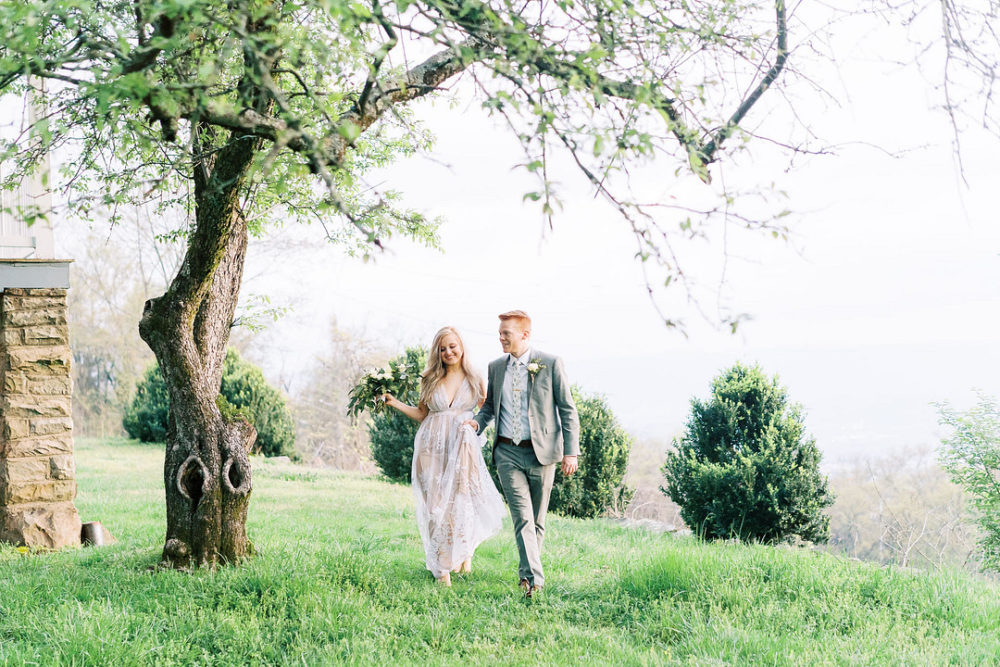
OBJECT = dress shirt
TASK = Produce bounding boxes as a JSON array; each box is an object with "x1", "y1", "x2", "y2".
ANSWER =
[{"x1": 499, "y1": 348, "x2": 532, "y2": 442}]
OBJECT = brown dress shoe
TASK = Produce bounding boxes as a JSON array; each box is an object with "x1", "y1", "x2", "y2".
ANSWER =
[
  {"x1": 519, "y1": 578, "x2": 530, "y2": 594},
  {"x1": 525, "y1": 584, "x2": 542, "y2": 599}
]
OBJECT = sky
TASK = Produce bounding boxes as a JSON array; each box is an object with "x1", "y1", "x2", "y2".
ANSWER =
[
  {"x1": 4, "y1": 5, "x2": 999, "y2": 469},
  {"x1": 235, "y1": 8, "x2": 1000, "y2": 466}
]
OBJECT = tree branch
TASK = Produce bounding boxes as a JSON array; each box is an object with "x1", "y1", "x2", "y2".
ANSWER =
[
  {"x1": 190, "y1": 39, "x2": 475, "y2": 169},
  {"x1": 357, "y1": 0, "x2": 399, "y2": 117},
  {"x1": 122, "y1": 13, "x2": 176, "y2": 74},
  {"x1": 701, "y1": 0, "x2": 788, "y2": 164}
]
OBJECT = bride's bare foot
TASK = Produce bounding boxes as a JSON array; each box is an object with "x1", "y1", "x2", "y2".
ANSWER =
[
  {"x1": 436, "y1": 573, "x2": 452, "y2": 587},
  {"x1": 458, "y1": 558, "x2": 472, "y2": 574}
]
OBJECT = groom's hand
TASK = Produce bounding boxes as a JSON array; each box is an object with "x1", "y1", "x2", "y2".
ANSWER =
[
  {"x1": 462, "y1": 420, "x2": 479, "y2": 432},
  {"x1": 561, "y1": 456, "x2": 578, "y2": 476}
]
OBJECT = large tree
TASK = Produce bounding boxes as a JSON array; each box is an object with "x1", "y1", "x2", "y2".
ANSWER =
[{"x1": 0, "y1": 0, "x2": 789, "y2": 568}]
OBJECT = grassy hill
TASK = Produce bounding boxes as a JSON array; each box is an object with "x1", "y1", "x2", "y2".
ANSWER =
[{"x1": 2, "y1": 438, "x2": 998, "y2": 665}]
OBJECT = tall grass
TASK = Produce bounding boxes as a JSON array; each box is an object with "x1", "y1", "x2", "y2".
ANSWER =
[{"x1": 1, "y1": 438, "x2": 998, "y2": 665}]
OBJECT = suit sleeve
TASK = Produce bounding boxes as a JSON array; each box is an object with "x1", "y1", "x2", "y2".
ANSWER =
[
  {"x1": 474, "y1": 363, "x2": 496, "y2": 434},
  {"x1": 552, "y1": 356, "x2": 580, "y2": 456}
]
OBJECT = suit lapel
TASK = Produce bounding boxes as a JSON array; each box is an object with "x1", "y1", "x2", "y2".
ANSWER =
[
  {"x1": 527, "y1": 351, "x2": 540, "y2": 397},
  {"x1": 494, "y1": 359, "x2": 506, "y2": 418}
]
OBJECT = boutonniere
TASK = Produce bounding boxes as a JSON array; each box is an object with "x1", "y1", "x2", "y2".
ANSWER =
[{"x1": 526, "y1": 359, "x2": 546, "y2": 377}]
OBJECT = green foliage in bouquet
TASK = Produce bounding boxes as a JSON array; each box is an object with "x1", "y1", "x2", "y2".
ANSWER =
[
  {"x1": 123, "y1": 349, "x2": 296, "y2": 458},
  {"x1": 662, "y1": 362, "x2": 832, "y2": 544},
  {"x1": 348, "y1": 354, "x2": 422, "y2": 417},
  {"x1": 365, "y1": 347, "x2": 427, "y2": 482}
]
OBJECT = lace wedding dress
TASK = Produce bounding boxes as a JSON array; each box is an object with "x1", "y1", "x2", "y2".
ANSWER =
[{"x1": 412, "y1": 377, "x2": 505, "y2": 578}]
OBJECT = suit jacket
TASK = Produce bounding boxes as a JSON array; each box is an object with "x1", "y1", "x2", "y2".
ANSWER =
[{"x1": 474, "y1": 350, "x2": 580, "y2": 466}]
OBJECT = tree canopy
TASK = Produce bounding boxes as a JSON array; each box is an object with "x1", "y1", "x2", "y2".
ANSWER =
[{"x1": 2, "y1": 0, "x2": 790, "y2": 314}]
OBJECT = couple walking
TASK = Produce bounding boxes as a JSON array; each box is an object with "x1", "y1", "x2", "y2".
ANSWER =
[{"x1": 384, "y1": 310, "x2": 579, "y2": 595}]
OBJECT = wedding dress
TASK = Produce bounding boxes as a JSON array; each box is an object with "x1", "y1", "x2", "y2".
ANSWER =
[{"x1": 412, "y1": 377, "x2": 506, "y2": 578}]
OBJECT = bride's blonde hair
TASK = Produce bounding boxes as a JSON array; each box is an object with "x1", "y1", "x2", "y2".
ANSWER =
[{"x1": 420, "y1": 326, "x2": 483, "y2": 407}]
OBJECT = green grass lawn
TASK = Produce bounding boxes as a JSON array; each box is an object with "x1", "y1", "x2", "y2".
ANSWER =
[{"x1": 2, "y1": 438, "x2": 999, "y2": 665}]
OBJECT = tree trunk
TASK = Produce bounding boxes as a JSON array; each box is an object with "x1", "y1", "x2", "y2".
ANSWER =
[
  {"x1": 135, "y1": 6, "x2": 280, "y2": 567},
  {"x1": 138, "y1": 127, "x2": 262, "y2": 568}
]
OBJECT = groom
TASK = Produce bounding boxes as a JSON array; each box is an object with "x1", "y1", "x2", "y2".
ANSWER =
[{"x1": 465, "y1": 310, "x2": 579, "y2": 598}]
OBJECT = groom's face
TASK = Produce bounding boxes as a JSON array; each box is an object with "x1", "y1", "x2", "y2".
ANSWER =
[{"x1": 499, "y1": 320, "x2": 530, "y2": 355}]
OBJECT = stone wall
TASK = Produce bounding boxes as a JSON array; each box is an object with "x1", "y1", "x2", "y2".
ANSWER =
[{"x1": 0, "y1": 287, "x2": 80, "y2": 548}]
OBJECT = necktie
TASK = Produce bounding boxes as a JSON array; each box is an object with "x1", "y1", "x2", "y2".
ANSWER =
[{"x1": 512, "y1": 360, "x2": 524, "y2": 443}]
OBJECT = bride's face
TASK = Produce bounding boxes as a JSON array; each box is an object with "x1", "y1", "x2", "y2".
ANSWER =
[{"x1": 439, "y1": 333, "x2": 463, "y2": 368}]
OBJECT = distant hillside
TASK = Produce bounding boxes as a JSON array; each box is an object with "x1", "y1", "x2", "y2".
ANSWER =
[{"x1": 1, "y1": 438, "x2": 998, "y2": 665}]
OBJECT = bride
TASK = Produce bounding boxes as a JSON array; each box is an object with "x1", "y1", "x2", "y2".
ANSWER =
[{"x1": 384, "y1": 326, "x2": 506, "y2": 586}]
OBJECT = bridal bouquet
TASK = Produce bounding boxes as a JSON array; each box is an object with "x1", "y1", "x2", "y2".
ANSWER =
[{"x1": 347, "y1": 359, "x2": 419, "y2": 417}]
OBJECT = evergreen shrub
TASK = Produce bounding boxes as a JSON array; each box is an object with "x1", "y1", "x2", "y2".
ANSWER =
[
  {"x1": 548, "y1": 386, "x2": 634, "y2": 518},
  {"x1": 368, "y1": 347, "x2": 427, "y2": 482},
  {"x1": 481, "y1": 385, "x2": 634, "y2": 519},
  {"x1": 123, "y1": 349, "x2": 296, "y2": 458},
  {"x1": 662, "y1": 362, "x2": 833, "y2": 543}
]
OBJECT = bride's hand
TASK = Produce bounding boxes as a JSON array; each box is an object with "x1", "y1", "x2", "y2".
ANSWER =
[
  {"x1": 382, "y1": 393, "x2": 397, "y2": 408},
  {"x1": 461, "y1": 419, "x2": 479, "y2": 432}
]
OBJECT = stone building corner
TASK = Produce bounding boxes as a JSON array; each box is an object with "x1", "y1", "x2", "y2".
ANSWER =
[{"x1": 0, "y1": 263, "x2": 80, "y2": 550}]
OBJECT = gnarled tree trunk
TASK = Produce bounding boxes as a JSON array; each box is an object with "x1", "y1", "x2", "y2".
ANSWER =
[
  {"x1": 134, "y1": 6, "x2": 281, "y2": 568},
  {"x1": 138, "y1": 126, "x2": 263, "y2": 568}
]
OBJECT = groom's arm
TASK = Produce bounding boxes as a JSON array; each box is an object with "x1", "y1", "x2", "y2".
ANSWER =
[
  {"x1": 552, "y1": 356, "x2": 580, "y2": 457},
  {"x1": 473, "y1": 363, "x2": 497, "y2": 434}
]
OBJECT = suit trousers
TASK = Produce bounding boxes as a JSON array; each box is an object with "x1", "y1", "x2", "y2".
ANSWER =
[{"x1": 494, "y1": 441, "x2": 556, "y2": 587}]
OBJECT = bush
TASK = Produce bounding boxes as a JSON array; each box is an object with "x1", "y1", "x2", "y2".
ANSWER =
[
  {"x1": 220, "y1": 349, "x2": 296, "y2": 458},
  {"x1": 661, "y1": 362, "x2": 832, "y2": 543},
  {"x1": 938, "y1": 395, "x2": 1000, "y2": 571},
  {"x1": 122, "y1": 349, "x2": 296, "y2": 458},
  {"x1": 548, "y1": 387, "x2": 634, "y2": 518},
  {"x1": 480, "y1": 385, "x2": 634, "y2": 519},
  {"x1": 122, "y1": 364, "x2": 170, "y2": 443},
  {"x1": 368, "y1": 347, "x2": 427, "y2": 482}
]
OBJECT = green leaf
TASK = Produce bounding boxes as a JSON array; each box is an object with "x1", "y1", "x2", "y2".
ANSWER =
[{"x1": 338, "y1": 121, "x2": 362, "y2": 142}]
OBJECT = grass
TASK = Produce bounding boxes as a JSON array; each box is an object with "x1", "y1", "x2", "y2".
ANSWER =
[{"x1": 2, "y1": 438, "x2": 999, "y2": 665}]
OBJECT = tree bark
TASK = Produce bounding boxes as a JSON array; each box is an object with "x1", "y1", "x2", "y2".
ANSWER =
[{"x1": 138, "y1": 128, "x2": 261, "y2": 568}]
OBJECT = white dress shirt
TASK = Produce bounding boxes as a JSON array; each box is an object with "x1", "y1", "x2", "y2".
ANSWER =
[{"x1": 499, "y1": 348, "x2": 532, "y2": 442}]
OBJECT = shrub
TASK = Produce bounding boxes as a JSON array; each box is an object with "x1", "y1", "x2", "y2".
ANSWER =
[
  {"x1": 220, "y1": 349, "x2": 296, "y2": 458},
  {"x1": 938, "y1": 395, "x2": 1000, "y2": 571},
  {"x1": 368, "y1": 347, "x2": 427, "y2": 482},
  {"x1": 122, "y1": 364, "x2": 170, "y2": 443},
  {"x1": 480, "y1": 385, "x2": 634, "y2": 519},
  {"x1": 661, "y1": 362, "x2": 833, "y2": 543},
  {"x1": 548, "y1": 386, "x2": 634, "y2": 518},
  {"x1": 122, "y1": 349, "x2": 296, "y2": 458}
]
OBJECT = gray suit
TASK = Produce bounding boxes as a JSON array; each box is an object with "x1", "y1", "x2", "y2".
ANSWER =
[{"x1": 474, "y1": 350, "x2": 579, "y2": 587}]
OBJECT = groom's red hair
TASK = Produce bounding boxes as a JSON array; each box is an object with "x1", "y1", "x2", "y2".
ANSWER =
[{"x1": 498, "y1": 310, "x2": 531, "y2": 332}]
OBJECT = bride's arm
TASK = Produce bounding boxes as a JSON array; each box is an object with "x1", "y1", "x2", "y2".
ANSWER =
[
  {"x1": 383, "y1": 394, "x2": 429, "y2": 423},
  {"x1": 477, "y1": 380, "x2": 487, "y2": 409}
]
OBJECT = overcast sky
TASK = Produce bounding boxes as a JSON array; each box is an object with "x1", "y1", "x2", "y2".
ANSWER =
[
  {"x1": 5, "y1": 6, "x2": 998, "y2": 467},
  {"x1": 237, "y1": 8, "x2": 1000, "y2": 466}
]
